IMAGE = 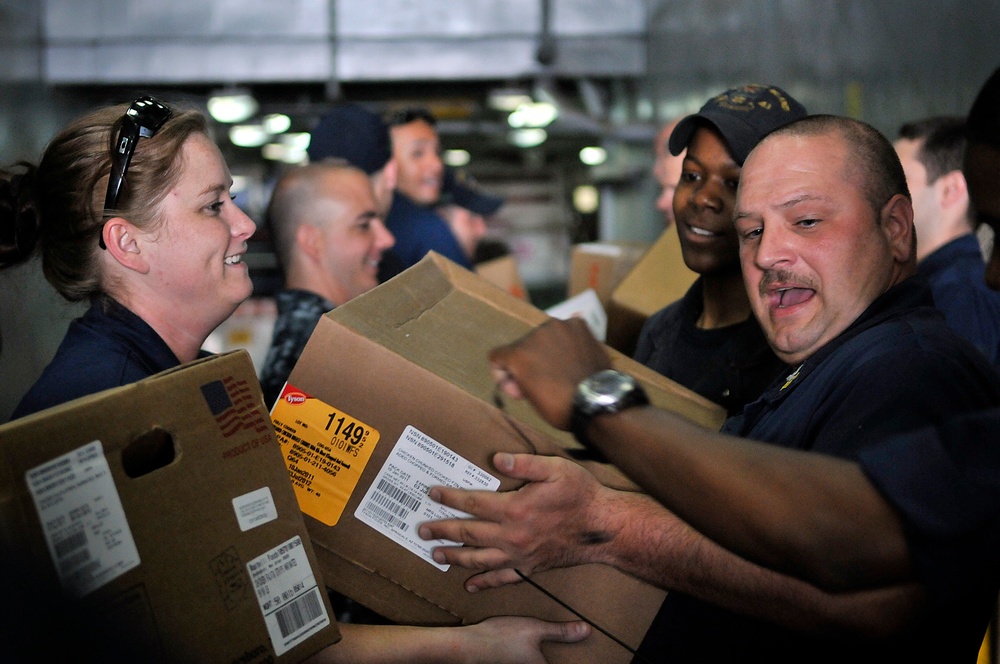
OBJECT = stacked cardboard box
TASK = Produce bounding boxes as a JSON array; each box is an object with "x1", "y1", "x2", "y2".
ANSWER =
[{"x1": 0, "y1": 352, "x2": 339, "y2": 663}]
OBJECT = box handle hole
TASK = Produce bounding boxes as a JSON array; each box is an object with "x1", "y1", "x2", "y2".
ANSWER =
[{"x1": 121, "y1": 427, "x2": 176, "y2": 478}]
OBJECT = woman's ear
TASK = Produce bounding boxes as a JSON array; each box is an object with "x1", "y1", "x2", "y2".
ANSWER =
[{"x1": 103, "y1": 218, "x2": 150, "y2": 274}]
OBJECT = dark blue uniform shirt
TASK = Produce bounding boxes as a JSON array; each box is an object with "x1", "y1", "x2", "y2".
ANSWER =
[
  {"x1": 635, "y1": 277, "x2": 1000, "y2": 663},
  {"x1": 379, "y1": 191, "x2": 472, "y2": 281},
  {"x1": 919, "y1": 233, "x2": 1000, "y2": 368},
  {"x1": 12, "y1": 297, "x2": 193, "y2": 420},
  {"x1": 634, "y1": 277, "x2": 788, "y2": 416}
]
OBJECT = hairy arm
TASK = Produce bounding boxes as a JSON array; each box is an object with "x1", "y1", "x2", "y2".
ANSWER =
[
  {"x1": 422, "y1": 452, "x2": 925, "y2": 638},
  {"x1": 484, "y1": 317, "x2": 911, "y2": 590}
]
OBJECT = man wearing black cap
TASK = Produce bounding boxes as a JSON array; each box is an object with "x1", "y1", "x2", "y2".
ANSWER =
[
  {"x1": 635, "y1": 85, "x2": 804, "y2": 415},
  {"x1": 307, "y1": 103, "x2": 398, "y2": 217},
  {"x1": 437, "y1": 167, "x2": 505, "y2": 263}
]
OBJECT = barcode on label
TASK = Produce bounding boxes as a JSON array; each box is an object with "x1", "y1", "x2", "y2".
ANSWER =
[
  {"x1": 363, "y1": 502, "x2": 409, "y2": 531},
  {"x1": 376, "y1": 479, "x2": 422, "y2": 512},
  {"x1": 275, "y1": 587, "x2": 324, "y2": 638},
  {"x1": 54, "y1": 529, "x2": 88, "y2": 559}
]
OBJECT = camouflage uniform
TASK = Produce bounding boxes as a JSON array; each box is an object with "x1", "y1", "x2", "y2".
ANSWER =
[{"x1": 260, "y1": 289, "x2": 334, "y2": 408}]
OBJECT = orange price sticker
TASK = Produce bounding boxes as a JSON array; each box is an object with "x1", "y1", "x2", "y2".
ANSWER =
[{"x1": 270, "y1": 383, "x2": 380, "y2": 526}]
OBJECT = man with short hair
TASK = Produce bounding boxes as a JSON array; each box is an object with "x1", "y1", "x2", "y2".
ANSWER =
[
  {"x1": 894, "y1": 116, "x2": 1000, "y2": 365},
  {"x1": 307, "y1": 104, "x2": 398, "y2": 217},
  {"x1": 421, "y1": 114, "x2": 1000, "y2": 662},
  {"x1": 259, "y1": 162, "x2": 395, "y2": 407},
  {"x1": 379, "y1": 107, "x2": 471, "y2": 280}
]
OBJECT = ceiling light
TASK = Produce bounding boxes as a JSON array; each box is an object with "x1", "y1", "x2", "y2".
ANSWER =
[
  {"x1": 488, "y1": 89, "x2": 534, "y2": 112},
  {"x1": 444, "y1": 149, "x2": 471, "y2": 167},
  {"x1": 507, "y1": 101, "x2": 559, "y2": 129},
  {"x1": 279, "y1": 132, "x2": 311, "y2": 151},
  {"x1": 228, "y1": 124, "x2": 268, "y2": 148},
  {"x1": 573, "y1": 185, "x2": 599, "y2": 214},
  {"x1": 207, "y1": 91, "x2": 259, "y2": 124},
  {"x1": 262, "y1": 143, "x2": 307, "y2": 164},
  {"x1": 579, "y1": 146, "x2": 608, "y2": 166},
  {"x1": 508, "y1": 128, "x2": 548, "y2": 148},
  {"x1": 263, "y1": 113, "x2": 291, "y2": 134}
]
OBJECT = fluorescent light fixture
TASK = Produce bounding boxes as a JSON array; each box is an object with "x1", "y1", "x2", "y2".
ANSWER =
[
  {"x1": 488, "y1": 89, "x2": 534, "y2": 112},
  {"x1": 228, "y1": 124, "x2": 268, "y2": 148},
  {"x1": 507, "y1": 101, "x2": 559, "y2": 129},
  {"x1": 579, "y1": 146, "x2": 608, "y2": 166},
  {"x1": 509, "y1": 128, "x2": 548, "y2": 148},
  {"x1": 262, "y1": 142, "x2": 307, "y2": 164},
  {"x1": 262, "y1": 113, "x2": 291, "y2": 134},
  {"x1": 573, "y1": 185, "x2": 599, "y2": 214},
  {"x1": 279, "y1": 132, "x2": 311, "y2": 151},
  {"x1": 207, "y1": 92, "x2": 259, "y2": 124},
  {"x1": 444, "y1": 149, "x2": 471, "y2": 167}
]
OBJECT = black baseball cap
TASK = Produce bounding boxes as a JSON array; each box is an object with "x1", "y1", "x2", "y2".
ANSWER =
[
  {"x1": 669, "y1": 84, "x2": 808, "y2": 165},
  {"x1": 307, "y1": 104, "x2": 392, "y2": 175},
  {"x1": 440, "y1": 168, "x2": 504, "y2": 216}
]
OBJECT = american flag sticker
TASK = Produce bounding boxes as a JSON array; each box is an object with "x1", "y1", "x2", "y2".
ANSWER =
[{"x1": 201, "y1": 377, "x2": 267, "y2": 439}]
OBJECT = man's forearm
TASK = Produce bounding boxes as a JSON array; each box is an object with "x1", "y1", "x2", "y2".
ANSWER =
[
  {"x1": 594, "y1": 490, "x2": 924, "y2": 637},
  {"x1": 587, "y1": 406, "x2": 911, "y2": 590}
]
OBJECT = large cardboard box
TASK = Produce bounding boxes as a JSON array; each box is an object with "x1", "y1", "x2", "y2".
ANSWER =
[
  {"x1": 0, "y1": 352, "x2": 339, "y2": 663},
  {"x1": 271, "y1": 253, "x2": 725, "y2": 664},
  {"x1": 606, "y1": 227, "x2": 698, "y2": 356},
  {"x1": 475, "y1": 254, "x2": 529, "y2": 302},
  {"x1": 567, "y1": 241, "x2": 649, "y2": 306}
]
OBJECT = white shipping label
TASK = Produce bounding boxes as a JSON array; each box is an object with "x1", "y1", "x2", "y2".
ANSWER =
[
  {"x1": 248, "y1": 535, "x2": 330, "y2": 656},
  {"x1": 25, "y1": 440, "x2": 140, "y2": 598},
  {"x1": 355, "y1": 425, "x2": 501, "y2": 571},
  {"x1": 233, "y1": 486, "x2": 278, "y2": 532}
]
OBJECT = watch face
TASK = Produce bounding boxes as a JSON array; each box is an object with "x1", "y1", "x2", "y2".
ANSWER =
[{"x1": 580, "y1": 370, "x2": 635, "y2": 409}]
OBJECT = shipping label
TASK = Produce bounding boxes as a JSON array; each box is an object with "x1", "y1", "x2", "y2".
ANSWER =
[
  {"x1": 25, "y1": 440, "x2": 140, "y2": 598},
  {"x1": 356, "y1": 425, "x2": 500, "y2": 571},
  {"x1": 232, "y1": 486, "x2": 278, "y2": 532},
  {"x1": 248, "y1": 535, "x2": 330, "y2": 656},
  {"x1": 271, "y1": 383, "x2": 380, "y2": 526}
]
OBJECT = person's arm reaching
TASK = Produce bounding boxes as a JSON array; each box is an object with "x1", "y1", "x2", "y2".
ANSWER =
[
  {"x1": 306, "y1": 617, "x2": 590, "y2": 664},
  {"x1": 421, "y1": 451, "x2": 925, "y2": 638},
  {"x1": 483, "y1": 317, "x2": 911, "y2": 590}
]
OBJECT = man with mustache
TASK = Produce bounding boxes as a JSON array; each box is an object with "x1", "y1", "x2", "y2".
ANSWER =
[{"x1": 421, "y1": 112, "x2": 1000, "y2": 661}]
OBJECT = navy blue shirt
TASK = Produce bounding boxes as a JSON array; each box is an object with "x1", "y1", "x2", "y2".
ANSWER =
[
  {"x1": 634, "y1": 277, "x2": 787, "y2": 416},
  {"x1": 635, "y1": 277, "x2": 1000, "y2": 663},
  {"x1": 12, "y1": 297, "x2": 191, "y2": 420},
  {"x1": 919, "y1": 233, "x2": 1000, "y2": 368},
  {"x1": 379, "y1": 191, "x2": 471, "y2": 281}
]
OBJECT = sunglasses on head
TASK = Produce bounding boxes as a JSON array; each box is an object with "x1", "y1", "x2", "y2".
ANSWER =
[{"x1": 100, "y1": 96, "x2": 172, "y2": 249}]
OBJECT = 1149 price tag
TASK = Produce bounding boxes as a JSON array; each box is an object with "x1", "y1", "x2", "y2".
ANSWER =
[{"x1": 270, "y1": 383, "x2": 380, "y2": 526}]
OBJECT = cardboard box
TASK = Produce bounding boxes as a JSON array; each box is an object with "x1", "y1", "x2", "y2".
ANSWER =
[
  {"x1": 475, "y1": 254, "x2": 529, "y2": 301},
  {"x1": 0, "y1": 351, "x2": 339, "y2": 663},
  {"x1": 606, "y1": 227, "x2": 698, "y2": 356},
  {"x1": 568, "y1": 241, "x2": 649, "y2": 307},
  {"x1": 271, "y1": 253, "x2": 725, "y2": 664}
]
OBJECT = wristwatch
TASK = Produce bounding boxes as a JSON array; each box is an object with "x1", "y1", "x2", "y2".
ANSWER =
[{"x1": 570, "y1": 369, "x2": 649, "y2": 449}]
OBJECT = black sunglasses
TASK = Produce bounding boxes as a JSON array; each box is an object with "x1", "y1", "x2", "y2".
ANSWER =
[{"x1": 100, "y1": 96, "x2": 172, "y2": 249}]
